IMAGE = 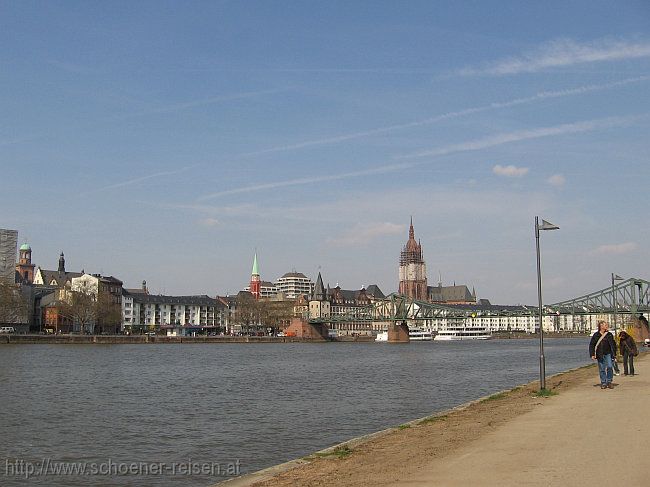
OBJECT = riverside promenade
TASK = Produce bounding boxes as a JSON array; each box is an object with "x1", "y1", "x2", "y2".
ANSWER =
[
  {"x1": 399, "y1": 354, "x2": 650, "y2": 486},
  {"x1": 223, "y1": 353, "x2": 649, "y2": 487}
]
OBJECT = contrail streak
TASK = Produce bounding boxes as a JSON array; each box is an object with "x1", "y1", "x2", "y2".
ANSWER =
[
  {"x1": 199, "y1": 114, "x2": 640, "y2": 200},
  {"x1": 239, "y1": 76, "x2": 649, "y2": 157}
]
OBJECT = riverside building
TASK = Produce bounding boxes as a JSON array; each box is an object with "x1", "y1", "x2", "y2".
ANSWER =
[
  {"x1": 275, "y1": 272, "x2": 314, "y2": 299},
  {"x1": 33, "y1": 252, "x2": 83, "y2": 288},
  {"x1": 0, "y1": 228, "x2": 18, "y2": 284},
  {"x1": 307, "y1": 272, "x2": 386, "y2": 336},
  {"x1": 122, "y1": 290, "x2": 227, "y2": 335}
]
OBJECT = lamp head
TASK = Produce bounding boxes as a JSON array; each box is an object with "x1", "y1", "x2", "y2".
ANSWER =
[{"x1": 538, "y1": 219, "x2": 559, "y2": 231}]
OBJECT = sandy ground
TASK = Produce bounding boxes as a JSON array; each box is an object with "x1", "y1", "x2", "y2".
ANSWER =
[{"x1": 221, "y1": 352, "x2": 649, "y2": 487}]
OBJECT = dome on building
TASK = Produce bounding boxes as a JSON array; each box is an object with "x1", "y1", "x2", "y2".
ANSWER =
[{"x1": 20, "y1": 243, "x2": 31, "y2": 251}]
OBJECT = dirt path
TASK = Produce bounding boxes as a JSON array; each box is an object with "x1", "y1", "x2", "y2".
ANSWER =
[{"x1": 221, "y1": 353, "x2": 648, "y2": 487}]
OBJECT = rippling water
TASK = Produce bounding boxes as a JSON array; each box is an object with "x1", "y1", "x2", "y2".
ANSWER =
[{"x1": 0, "y1": 339, "x2": 590, "y2": 486}]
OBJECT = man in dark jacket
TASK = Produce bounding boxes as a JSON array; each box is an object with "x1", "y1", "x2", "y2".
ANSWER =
[
  {"x1": 619, "y1": 330, "x2": 638, "y2": 376},
  {"x1": 589, "y1": 321, "x2": 617, "y2": 389}
]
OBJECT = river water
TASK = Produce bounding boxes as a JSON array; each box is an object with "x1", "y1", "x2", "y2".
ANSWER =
[{"x1": 0, "y1": 339, "x2": 591, "y2": 486}]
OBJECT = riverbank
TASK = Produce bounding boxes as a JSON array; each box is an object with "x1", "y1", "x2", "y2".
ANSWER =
[
  {"x1": 0, "y1": 334, "x2": 325, "y2": 344},
  {"x1": 492, "y1": 331, "x2": 589, "y2": 339},
  {"x1": 221, "y1": 352, "x2": 648, "y2": 487},
  {"x1": 0, "y1": 332, "x2": 578, "y2": 345}
]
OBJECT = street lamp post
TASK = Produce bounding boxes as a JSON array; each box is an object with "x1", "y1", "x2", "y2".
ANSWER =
[
  {"x1": 611, "y1": 273, "x2": 624, "y2": 336},
  {"x1": 535, "y1": 217, "x2": 559, "y2": 391}
]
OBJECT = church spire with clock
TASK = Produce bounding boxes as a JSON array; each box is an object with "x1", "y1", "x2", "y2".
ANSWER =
[{"x1": 398, "y1": 218, "x2": 428, "y2": 300}]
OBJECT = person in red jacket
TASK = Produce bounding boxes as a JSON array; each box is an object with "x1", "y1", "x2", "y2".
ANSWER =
[
  {"x1": 589, "y1": 321, "x2": 617, "y2": 389},
  {"x1": 618, "y1": 330, "x2": 638, "y2": 376}
]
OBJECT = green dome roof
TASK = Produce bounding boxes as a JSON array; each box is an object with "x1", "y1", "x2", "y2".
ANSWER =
[{"x1": 20, "y1": 243, "x2": 31, "y2": 251}]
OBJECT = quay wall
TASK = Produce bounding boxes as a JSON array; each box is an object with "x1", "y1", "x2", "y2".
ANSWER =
[
  {"x1": 492, "y1": 331, "x2": 589, "y2": 339},
  {"x1": 0, "y1": 334, "x2": 327, "y2": 345},
  {"x1": 0, "y1": 332, "x2": 583, "y2": 345}
]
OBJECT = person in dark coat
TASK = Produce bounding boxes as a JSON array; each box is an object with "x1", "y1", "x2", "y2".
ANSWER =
[
  {"x1": 618, "y1": 330, "x2": 638, "y2": 376},
  {"x1": 589, "y1": 321, "x2": 617, "y2": 389}
]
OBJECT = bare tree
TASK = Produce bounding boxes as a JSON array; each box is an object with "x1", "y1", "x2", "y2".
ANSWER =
[
  {"x1": 262, "y1": 300, "x2": 296, "y2": 334},
  {"x1": 232, "y1": 293, "x2": 262, "y2": 334},
  {"x1": 96, "y1": 292, "x2": 122, "y2": 334},
  {"x1": 59, "y1": 289, "x2": 97, "y2": 333},
  {"x1": 231, "y1": 295, "x2": 297, "y2": 335}
]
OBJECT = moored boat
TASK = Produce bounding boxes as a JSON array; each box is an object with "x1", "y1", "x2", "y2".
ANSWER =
[
  {"x1": 375, "y1": 331, "x2": 388, "y2": 342},
  {"x1": 409, "y1": 328, "x2": 433, "y2": 341},
  {"x1": 375, "y1": 328, "x2": 433, "y2": 341},
  {"x1": 433, "y1": 326, "x2": 491, "y2": 341}
]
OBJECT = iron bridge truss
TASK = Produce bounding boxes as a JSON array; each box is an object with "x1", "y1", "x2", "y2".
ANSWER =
[
  {"x1": 307, "y1": 278, "x2": 650, "y2": 324},
  {"x1": 547, "y1": 278, "x2": 650, "y2": 316},
  {"x1": 308, "y1": 294, "x2": 534, "y2": 324}
]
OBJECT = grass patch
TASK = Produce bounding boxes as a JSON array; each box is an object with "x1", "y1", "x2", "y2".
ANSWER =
[
  {"x1": 314, "y1": 444, "x2": 353, "y2": 459},
  {"x1": 418, "y1": 415, "x2": 447, "y2": 425},
  {"x1": 535, "y1": 388, "x2": 558, "y2": 397},
  {"x1": 397, "y1": 424, "x2": 411, "y2": 430},
  {"x1": 483, "y1": 392, "x2": 508, "y2": 402},
  {"x1": 332, "y1": 445, "x2": 352, "y2": 459}
]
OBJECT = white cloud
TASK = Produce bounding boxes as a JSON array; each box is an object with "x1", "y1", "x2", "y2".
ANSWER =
[
  {"x1": 592, "y1": 242, "x2": 638, "y2": 255},
  {"x1": 493, "y1": 164, "x2": 529, "y2": 177},
  {"x1": 547, "y1": 174, "x2": 566, "y2": 187},
  {"x1": 199, "y1": 218, "x2": 220, "y2": 227},
  {"x1": 327, "y1": 222, "x2": 405, "y2": 247},
  {"x1": 459, "y1": 38, "x2": 650, "y2": 76}
]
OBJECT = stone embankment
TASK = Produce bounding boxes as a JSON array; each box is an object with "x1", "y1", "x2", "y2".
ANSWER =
[
  {"x1": 0, "y1": 334, "x2": 325, "y2": 344},
  {"x1": 492, "y1": 331, "x2": 589, "y2": 339},
  {"x1": 1, "y1": 332, "x2": 583, "y2": 344}
]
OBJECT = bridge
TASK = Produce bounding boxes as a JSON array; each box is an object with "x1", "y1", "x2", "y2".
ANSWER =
[
  {"x1": 548, "y1": 278, "x2": 650, "y2": 315},
  {"x1": 307, "y1": 277, "x2": 650, "y2": 324}
]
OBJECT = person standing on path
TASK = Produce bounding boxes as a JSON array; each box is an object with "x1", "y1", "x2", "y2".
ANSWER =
[
  {"x1": 589, "y1": 321, "x2": 617, "y2": 389},
  {"x1": 618, "y1": 330, "x2": 638, "y2": 376}
]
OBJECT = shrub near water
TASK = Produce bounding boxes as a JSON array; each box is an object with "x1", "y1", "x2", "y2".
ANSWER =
[
  {"x1": 418, "y1": 415, "x2": 447, "y2": 425},
  {"x1": 535, "y1": 388, "x2": 558, "y2": 397},
  {"x1": 314, "y1": 444, "x2": 353, "y2": 460},
  {"x1": 483, "y1": 392, "x2": 508, "y2": 402},
  {"x1": 332, "y1": 445, "x2": 352, "y2": 458}
]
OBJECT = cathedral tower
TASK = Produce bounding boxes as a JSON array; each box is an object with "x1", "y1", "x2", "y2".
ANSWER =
[{"x1": 398, "y1": 218, "x2": 428, "y2": 300}]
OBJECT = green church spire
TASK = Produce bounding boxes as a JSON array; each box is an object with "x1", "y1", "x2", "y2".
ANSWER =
[{"x1": 251, "y1": 252, "x2": 259, "y2": 276}]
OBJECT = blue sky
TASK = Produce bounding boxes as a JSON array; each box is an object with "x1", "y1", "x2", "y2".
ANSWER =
[{"x1": 2, "y1": 0, "x2": 649, "y2": 303}]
